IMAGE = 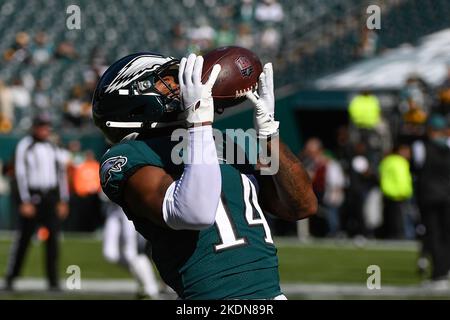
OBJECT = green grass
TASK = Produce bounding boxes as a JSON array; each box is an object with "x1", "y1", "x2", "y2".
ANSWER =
[
  {"x1": 0, "y1": 236, "x2": 422, "y2": 285},
  {"x1": 278, "y1": 244, "x2": 421, "y2": 285},
  {"x1": 0, "y1": 236, "x2": 434, "y2": 299},
  {"x1": 0, "y1": 236, "x2": 132, "y2": 279}
]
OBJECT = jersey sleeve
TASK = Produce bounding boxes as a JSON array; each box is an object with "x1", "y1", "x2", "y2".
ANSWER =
[{"x1": 100, "y1": 141, "x2": 163, "y2": 206}]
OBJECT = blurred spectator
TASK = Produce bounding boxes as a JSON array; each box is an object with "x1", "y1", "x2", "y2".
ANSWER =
[
  {"x1": 187, "y1": 17, "x2": 215, "y2": 52},
  {"x1": 323, "y1": 153, "x2": 346, "y2": 237},
  {"x1": 379, "y1": 144, "x2": 413, "y2": 239},
  {"x1": 348, "y1": 90, "x2": 383, "y2": 166},
  {"x1": 260, "y1": 26, "x2": 282, "y2": 53},
  {"x1": 3, "y1": 115, "x2": 69, "y2": 291},
  {"x1": 345, "y1": 142, "x2": 376, "y2": 237},
  {"x1": 83, "y1": 63, "x2": 102, "y2": 108},
  {"x1": 238, "y1": 0, "x2": 255, "y2": 23},
  {"x1": 67, "y1": 149, "x2": 102, "y2": 232},
  {"x1": 400, "y1": 75, "x2": 432, "y2": 125},
  {"x1": 437, "y1": 65, "x2": 450, "y2": 116},
  {"x1": 3, "y1": 32, "x2": 31, "y2": 64},
  {"x1": 89, "y1": 46, "x2": 107, "y2": 71},
  {"x1": 299, "y1": 138, "x2": 326, "y2": 191},
  {"x1": 86, "y1": 49, "x2": 108, "y2": 93},
  {"x1": 64, "y1": 140, "x2": 82, "y2": 231},
  {"x1": 10, "y1": 78, "x2": 32, "y2": 130},
  {"x1": 67, "y1": 140, "x2": 84, "y2": 165},
  {"x1": 299, "y1": 138, "x2": 328, "y2": 236},
  {"x1": 376, "y1": 117, "x2": 394, "y2": 157},
  {"x1": 171, "y1": 23, "x2": 188, "y2": 56},
  {"x1": 363, "y1": 184, "x2": 383, "y2": 239},
  {"x1": 214, "y1": 22, "x2": 236, "y2": 47},
  {"x1": 255, "y1": 0, "x2": 284, "y2": 24},
  {"x1": 33, "y1": 79, "x2": 52, "y2": 110},
  {"x1": 69, "y1": 150, "x2": 100, "y2": 198},
  {"x1": 212, "y1": 3, "x2": 235, "y2": 21},
  {"x1": 235, "y1": 23, "x2": 255, "y2": 49},
  {"x1": 54, "y1": 41, "x2": 78, "y2": 62},
  {"x1": 10, "y1": 78, "x2": 31, "y2": 109},
  {"x1": 10, "y1": 77, "x2": 30, "y2": 111},
  {"x1": 413, "y1": 114, "x2": 450, "y2": 287},
  {"x1": 30, "y1": 32, "x2": 54, "y2": 65},
  {"x1": 357, "y1": 28, "x2": 378, "y2": 58},
  {"x1": 63, "y1": 85, "x2": 91, "y2": 128},
  {"x1": 0, "y1": 80, "x2": 14, "y2": 133},
  {"x1": 335, "y1": 125, "x2": 352, "y2": 168},
  {"x1": 21, "y1": 72, "x2": 36, "y2": 92},
  {"x1": 348, "y1": 90, "x2": 381, "y2": 130}
]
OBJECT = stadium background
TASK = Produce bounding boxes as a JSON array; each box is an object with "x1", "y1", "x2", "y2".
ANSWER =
[{"x1": 0, "y1": 0, "x2": 450, "y2": 299}]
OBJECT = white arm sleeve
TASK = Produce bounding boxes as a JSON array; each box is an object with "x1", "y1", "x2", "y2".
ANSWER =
[{"x1": 162, "y1": 125, "x2": 221, "y2": 230}]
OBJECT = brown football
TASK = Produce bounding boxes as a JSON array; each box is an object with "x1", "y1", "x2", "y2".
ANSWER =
[{"x1": 201, "y1": 46, "x2": 263, "y2": 109}]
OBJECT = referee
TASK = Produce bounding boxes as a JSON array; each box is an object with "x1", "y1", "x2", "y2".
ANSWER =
[{"x1": 4, "y1": 115, "x2": 69, "y2": 291}]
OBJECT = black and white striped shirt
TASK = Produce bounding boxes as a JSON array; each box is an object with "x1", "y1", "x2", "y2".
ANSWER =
[{"x1": 15, "y1": 136, "x2": 69, "y2": 203}]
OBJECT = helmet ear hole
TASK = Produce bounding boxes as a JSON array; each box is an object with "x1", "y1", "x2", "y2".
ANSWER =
[{"x1": 215, "y1": 107, "x2": 224, "y2": 114}]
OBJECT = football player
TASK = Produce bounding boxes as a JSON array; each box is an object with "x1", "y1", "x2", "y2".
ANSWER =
[{"x1": 93, "y1": 52, "x2": 317, "y2": 299}]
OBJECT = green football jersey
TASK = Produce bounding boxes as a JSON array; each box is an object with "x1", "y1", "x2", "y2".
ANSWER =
[{"x1": 100, "y1": 133, "x2": 281, "y2": 300}]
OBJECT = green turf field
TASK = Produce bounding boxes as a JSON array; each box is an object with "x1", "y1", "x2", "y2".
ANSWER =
[
  {"x1": 0, "y1": 236, "x2": 423, "y2": 284},
  {"x1": 0, "y1": 235, "x2": 434, "y2": 299},
  {"x1": 0, "y1": 235, "x2": 131, "y2": 279},
  {"x1": 277, "y1": 242, "x2": 422, "y2": 285}
]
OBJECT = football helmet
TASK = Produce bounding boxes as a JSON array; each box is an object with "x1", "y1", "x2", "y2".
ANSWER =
[{"x1": 92, "y1": 52, "x2": 184, "y2": 143}]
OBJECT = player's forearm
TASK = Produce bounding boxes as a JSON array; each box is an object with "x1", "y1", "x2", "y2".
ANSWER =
[
  {"x1": 162, "y1": 55, "x2": 223, "y2": 230},
  {"x1": 260, "y1": 137, "x2": 317, "y2": 220},
  {"x1": 162, "y1": 126, "x2": 221, "y2": 230}
]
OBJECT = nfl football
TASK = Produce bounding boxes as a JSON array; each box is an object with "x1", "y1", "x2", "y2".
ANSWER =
[{"x1": 201, "y1": 46, "x2": 263, "y2": 109}]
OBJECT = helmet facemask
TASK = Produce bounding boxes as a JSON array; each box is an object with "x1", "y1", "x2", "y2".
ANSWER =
[{"x1": 133, "y1": 59, "x2": 182, "y2": 114}]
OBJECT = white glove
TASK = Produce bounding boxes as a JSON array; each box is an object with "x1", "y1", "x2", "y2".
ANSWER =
[
  {"x1": 178, "y1": 53, "x2": 221, "y2": 126},
  {"x1": 245, "y1": 63, "x2": 279, "y2": 137}
]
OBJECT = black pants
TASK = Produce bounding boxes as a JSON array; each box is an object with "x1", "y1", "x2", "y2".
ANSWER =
[
  {"x1": 72, "y1": 193, "x2": 102, "y2": 232},
  {"x1": 382, "y1": 198, "x2": 406, "y2": 239},
  {"x1": 345, "y1": 189, "x2": 368, "y2": 237},
  {"x1": 420, "y1": 201, "x2": 450, "y2": 280},
  {"x1": 6, "y1": 190, "x2": 60, "y2": 287}
]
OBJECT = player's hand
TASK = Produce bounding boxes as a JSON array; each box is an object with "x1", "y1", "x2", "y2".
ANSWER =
[
  {"x1": 178, "y1": 53, "x2": 221, "y2": 126},
  {"x1": 56, "y1": 201, "x2": 69, "y2": 220},
  {"x1": 19, "y1": 202, "x2": 36, "y2": 218},
  {"x1": 245, "y1": 63, "x2": 279, "y2": 137}
]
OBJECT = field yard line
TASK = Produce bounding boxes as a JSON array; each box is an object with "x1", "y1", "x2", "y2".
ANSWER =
[{"x1": 2, "y1": 278, "x2": 449, "y2": 297}]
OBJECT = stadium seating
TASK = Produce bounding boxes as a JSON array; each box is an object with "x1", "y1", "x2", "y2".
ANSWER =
[{"x1": 0, "y1": 0, "x2": 449, "y2": 133}]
